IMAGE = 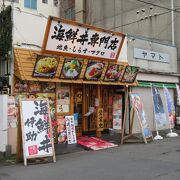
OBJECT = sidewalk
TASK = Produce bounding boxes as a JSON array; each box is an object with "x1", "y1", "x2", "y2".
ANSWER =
[{"x1": 1, "y1": 128, "x2": 180, "y2": 167}]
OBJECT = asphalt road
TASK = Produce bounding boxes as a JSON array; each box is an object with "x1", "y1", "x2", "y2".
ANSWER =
[{"x1": 1, "y1": 136, "x2": 180, "y2": 180}]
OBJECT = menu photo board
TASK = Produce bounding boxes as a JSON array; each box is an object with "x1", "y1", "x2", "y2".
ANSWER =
[
  {"x1": 121, "y1": 66, "x2": 139, "y2": 83},
  {"x1": 29, "y1": 81, "x2": 41, "y2": 93},
  {"x1": 40, "y1": 82, "x2": 56, "y2": 93},
  {"x1": 8, "y1": 96, "x2": 17, "y2": 128},
  {"x1": 56, "y1": 85, "x2": 70, "y2": 114},
  {"x1": 104, "y1": 64, "x2": 126, "y2": 82},
  {"x1": 19, "y1": 99, "x2": 56, "y2": 166},
  {"x1": 32, "y1": 54, "x2": 59, "y2": 78},
  {"x1": 57, "y1": 117, "x2": 67, "y2": 144},
  {"x1": 84, "y1": 61, "x2": 105, "y2": 81},
  {"x1": 14, "y1": 76, "x2": 29, "y2": 93},
  {"x1": 60, "y1": 59, "x2": 83, "y2": 79}
]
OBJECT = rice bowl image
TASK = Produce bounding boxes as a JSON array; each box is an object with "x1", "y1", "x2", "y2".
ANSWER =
[
  {"x1": 61, "y1": 59, "x2": 83, "y2": 79},
  {"x1": 84, "y1": 61, "x2": 105, "y2": 80},
  {"x1": 33, "y1": 55, "x2": 58, "y2": 77}
]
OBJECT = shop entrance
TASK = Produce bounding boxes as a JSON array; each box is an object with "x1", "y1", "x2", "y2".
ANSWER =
[
  {"x1": 73, "y1": 86, "x2": 83, "y2": 136},
  {"x1": 102, "y1": 86, "x2": 124, "y2": 131},
  {"x1": 73, "y1": 84, "x2": 98, "y2": 136},
  {"x1": 73, "y1": 84, "x2": 124, "y2": 137}
]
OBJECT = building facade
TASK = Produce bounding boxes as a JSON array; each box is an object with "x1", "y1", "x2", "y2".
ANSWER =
[
  {"x1": 0, "y1": 0, "x2": 60, "y2": 76},
  {"x1": 1, "y1": 0, "x2": 180, "y2": 154},
  {"x1": 59, "y1": 0, "x2": 180, "y2": 133},
  {"x1": 0, "y1": 0, "x2": 60, "y2": 154}
]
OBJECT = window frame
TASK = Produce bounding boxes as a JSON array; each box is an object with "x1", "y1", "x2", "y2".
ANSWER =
[{"x1": 24, "y1": 0, "x2": 37, "y2": 10}]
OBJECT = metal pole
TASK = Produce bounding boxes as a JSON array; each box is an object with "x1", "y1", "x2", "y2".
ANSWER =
[{"x1": 171, "y1": 0, "x2": 175, "y2": 46}]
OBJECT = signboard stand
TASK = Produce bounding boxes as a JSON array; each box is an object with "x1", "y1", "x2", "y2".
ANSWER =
[
  {"x1": 19, "y1": 98, "x2": 56, "y2": 166},
  {"x1": 122, "y1": 107, "x2": 153, "y2": 144},
  {"x1": 121, "y1": 91, "x2": 153, "y2": 144}
]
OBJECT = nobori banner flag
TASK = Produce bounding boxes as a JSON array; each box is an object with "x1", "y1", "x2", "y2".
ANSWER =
[
  {"x1": 163, "y1": 86, "x2": 175, "y2": 127},
  {"x1": 176, "y1": 84, "x2": 180, "y2": 102},
  {"x1": 152, "y1": 86, "x2": 168, "y2": 130}
]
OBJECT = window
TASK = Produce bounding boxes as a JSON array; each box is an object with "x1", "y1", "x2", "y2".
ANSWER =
[
  {"x1": 42, "y1": 0, "x2": 48, "y2": 4},
  {"x1": 53, "y1": 0, "x2": 58, "y2": 7},
  {"x1": 24, "y1": 0, "x2": 37, "y2": 10}
]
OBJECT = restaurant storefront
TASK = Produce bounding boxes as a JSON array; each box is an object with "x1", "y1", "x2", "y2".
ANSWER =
[
  {"x1": 14, "y1": 47, "x2": 138, "y2": 143},
  {"x1": 12, "y1": 16, "x2": 139, "y2": 150}
]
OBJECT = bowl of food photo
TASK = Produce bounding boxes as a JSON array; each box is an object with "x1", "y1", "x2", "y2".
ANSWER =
[{"x1": 33, "y1": 56, "x2": 58, "y2": 77}]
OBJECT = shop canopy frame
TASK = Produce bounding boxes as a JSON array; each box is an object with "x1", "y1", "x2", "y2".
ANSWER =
[{"x1": 14, "y1": 47, "x2": 138, "y2": 86}]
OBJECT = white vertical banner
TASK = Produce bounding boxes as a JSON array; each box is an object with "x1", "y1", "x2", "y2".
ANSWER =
[
  {"x1": 163, "y1": 86, "x2": 175, "y2": 127},
  {"x1": 151, "y1": 85, "x2": 168, "y2": 130},
  {"x1": 65, "y1": 116, "x2": 77, "y2": 144}
]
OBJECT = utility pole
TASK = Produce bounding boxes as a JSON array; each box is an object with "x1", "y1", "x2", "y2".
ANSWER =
[{"x1": 171, "y1": 0, "x2": 175, "y2": 46}]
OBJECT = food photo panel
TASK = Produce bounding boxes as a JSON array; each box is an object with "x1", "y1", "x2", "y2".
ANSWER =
[
  {"x1": 60, "y1": 59, "x2": 83, "y2": 79},
  {"x1": 32, "y1": 55, "x2": 59, "y2": 78},
  {"x1": 104, "y1": 64, "x2": 125, "y2": 82},
  {"x1": 121, "y1": 66, "x2": 139, "y2": 83},
  {"x1": 84, "y1": 61, "x2": 105, "y2": 81}
]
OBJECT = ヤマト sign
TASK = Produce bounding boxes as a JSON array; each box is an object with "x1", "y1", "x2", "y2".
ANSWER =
[
  {"x1": 19, "y1": 99, "x2": 56, "y2": 166},
  {"x1": 134, "y1": 48, "x2": 170, "y2": 63},
  {"x1": 42, "y1": 16, "x2": 125, "y2": 61}
]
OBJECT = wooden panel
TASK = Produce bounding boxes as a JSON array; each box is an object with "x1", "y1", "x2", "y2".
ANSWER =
[{"x1": 79, "y1": 59, "x2": 88, "y2": 79}]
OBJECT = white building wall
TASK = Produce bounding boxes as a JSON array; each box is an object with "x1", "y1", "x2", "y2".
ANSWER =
[
  {"x1": 12, "y1": 9, "x2": 48, "y2": 49},
  {"x1": 4, "y1": 0, "x2": 60, "y2": 49}
]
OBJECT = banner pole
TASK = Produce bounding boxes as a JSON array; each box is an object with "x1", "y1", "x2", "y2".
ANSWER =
[{"x1": 151, "y1": 84, "x2": 163, "y2": 140}]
